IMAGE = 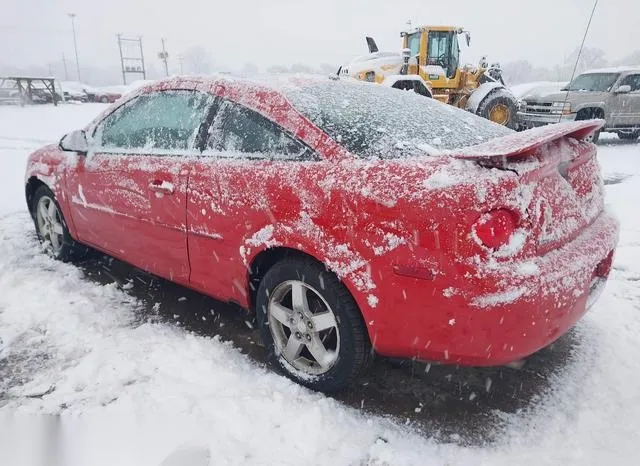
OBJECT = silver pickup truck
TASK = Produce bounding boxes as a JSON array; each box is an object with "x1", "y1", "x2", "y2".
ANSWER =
[{"x1": 517, "y1": 67, "x2": 640, "y2": 142}]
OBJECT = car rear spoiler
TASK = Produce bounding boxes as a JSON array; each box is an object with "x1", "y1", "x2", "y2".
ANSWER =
[{"x1": 449, "y1": 120, "x2": 605, "y2": 161}]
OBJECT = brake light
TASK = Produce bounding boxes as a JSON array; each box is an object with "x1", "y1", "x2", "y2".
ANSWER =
[{"x1": 473, "y1": 209, "x2": 517, "y2": 249}]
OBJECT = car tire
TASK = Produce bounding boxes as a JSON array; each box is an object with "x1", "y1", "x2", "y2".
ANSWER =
[
  {"x1": 477, "y1": 89, "x2": 517, "y2": 128},
  {"x1": 584, "y1": 129, "x2": 601, "y2": 144},
  {"x1": 575, "y1": 109, "x2": 603, "y2": 144},
  {"x1": 618, "y1": 130, "x2": 640, "y2": 141},
  {"x1": 256, "y1": 257, "x2": 372, "y2": 392},
  {"x1": 100, "y1": 96, "x2": 109, "y2": 103},
  {"x1": 31, "y1": 185, "x2": 85, "y2": 262}
]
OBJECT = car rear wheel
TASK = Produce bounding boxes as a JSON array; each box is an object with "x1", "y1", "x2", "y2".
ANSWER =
[
  {"x1": 583, "y1": 129, "x2": 601, "y2": 144},
  {"x1": 575, "y1": 109, "x2": 603, "y2": 143},
  {"x1": 31, "y1": 185, "x2": 83, "y2": 261},
  {"x1": 256, "y1": 257, "x2": 372, "y2": 392}
]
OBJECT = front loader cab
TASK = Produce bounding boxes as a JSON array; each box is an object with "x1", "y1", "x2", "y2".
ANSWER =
[
  {"x1": 426, "y1": 30, "x2": 460, "y2": 79},
  {"x1": 402, "y1": 26, "x2": 464, "y2": 82}
]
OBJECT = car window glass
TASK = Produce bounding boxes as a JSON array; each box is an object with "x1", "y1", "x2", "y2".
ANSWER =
[
  {"x1": 95, "y1": 90, "x2": 212, "y2": 151},
  {"x1": 620, "y1": 74, "x2": 640, "y2": 92},
  {"x1": 205, "y1": 101, "x2": 312, "y2": 160},
  {"x1": 567, "y1": 73, "x2": 620, "y2": 92},
  {"x1": 282, "y1": 80, "x2": 512, "y2": 158}
]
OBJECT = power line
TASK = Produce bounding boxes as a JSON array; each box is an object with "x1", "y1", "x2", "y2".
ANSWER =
[{"x1": 560, "y1": 0, "x2": 599, "y2": 122}]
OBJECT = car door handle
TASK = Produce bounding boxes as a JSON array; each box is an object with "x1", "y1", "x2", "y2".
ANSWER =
[{"x1": 149, "y1": 180, "x2": 175, "y2": 194}]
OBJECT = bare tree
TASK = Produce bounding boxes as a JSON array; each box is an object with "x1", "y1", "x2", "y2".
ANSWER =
[
  {"x1": 561, "y1": 46, "x2": 608, "y2": 79},
  {"x1": 289, "y1": 63, "x2": 314, "y2": 73},
  {"x1": 502, "y1": 60, "x2": 535, "y2": 84},
  {"x1": 240, "y1": 63, "x2": 259, "y2": 75},
  {"x1": 614, "y1": 50, "x2": 640, "y2": 66},
  {"x1": 266, "y1": 65, "x2": 289, "y2": 73},
  {"x1": 183, "y1": 46, "x2": 213, "y2": 74},
  {"x1": 318, "y1": 63, "x2": 338, "y2": 75}
]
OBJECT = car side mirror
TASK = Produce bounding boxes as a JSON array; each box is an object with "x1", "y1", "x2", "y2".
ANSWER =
[
  {"x1": 59, "y1": 129, "x2": 88, "y2": 154},
  {"x1": 615, "y1": 85, "x2": 632, "y2": 94}
]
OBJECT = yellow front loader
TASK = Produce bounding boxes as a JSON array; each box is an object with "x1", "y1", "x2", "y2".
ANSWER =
[{"x1": 340, "y1": 25, "x2": 518, "y2": 127}]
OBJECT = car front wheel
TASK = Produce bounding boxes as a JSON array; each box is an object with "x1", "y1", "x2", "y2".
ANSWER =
[
  {"x1": 256, "y1": 257, "x2": 372, "y2": 392},
  {"x1": 32, "y1": 185, "x2": 83, "y2": 261}
]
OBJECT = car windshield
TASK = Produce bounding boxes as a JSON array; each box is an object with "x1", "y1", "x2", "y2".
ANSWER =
[
  {"x1": 565, "y1": 73, "x2": 620, "y2": 92},
  {"x1": 282, "y1": 80, "x2": 512, "y2": 158}
]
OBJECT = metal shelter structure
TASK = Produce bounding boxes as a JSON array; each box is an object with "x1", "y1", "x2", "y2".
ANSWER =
[{"x1": 0, "y1": 77, "x2": 59, "y2": 106}]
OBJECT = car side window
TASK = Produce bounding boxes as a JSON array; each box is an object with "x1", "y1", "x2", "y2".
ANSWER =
[
  {"x1": 620, "y1": 74, "x2": 640, "y2": 92},
  {"x1": 205, "y1": 101, "x2": 313, "y2": 160},
  {"x1": 94, "y1": 90, "x2": 213, "y2": 152}
]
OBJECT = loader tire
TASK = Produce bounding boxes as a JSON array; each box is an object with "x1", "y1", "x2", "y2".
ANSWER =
[{"x1": 477, "y1": 90, "x2": 517, "y2": 128}]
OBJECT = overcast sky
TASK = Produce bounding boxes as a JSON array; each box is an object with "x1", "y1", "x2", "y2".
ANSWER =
[{"x1": 1, "y1": 0, "x2": 635, "y2": 76}]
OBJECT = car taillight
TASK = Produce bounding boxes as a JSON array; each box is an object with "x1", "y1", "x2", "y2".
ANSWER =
[{"x1": 473, "y1": 209, "x2": 517, "y2": 249}]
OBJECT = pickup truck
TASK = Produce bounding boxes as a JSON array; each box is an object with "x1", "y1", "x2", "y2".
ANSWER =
[{"x1": 517, "y1": 67, "x2": 640, "y2": 143}]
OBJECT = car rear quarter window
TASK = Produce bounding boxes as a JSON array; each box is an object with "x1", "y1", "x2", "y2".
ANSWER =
[
  {"x1": 204, "y1": 101, "x2": 314, "y2": 161},
  {"x1": 94, "y1": 90, "x2": 213, "y2": 152}
]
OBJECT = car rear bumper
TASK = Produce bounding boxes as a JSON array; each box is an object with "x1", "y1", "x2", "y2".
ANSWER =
[
  {"x1": 371, "y1": 210, "x2": 619, "y2": 366},
  {"x1": 517, "y1": 111, "x2": 576, "y2": 129}
]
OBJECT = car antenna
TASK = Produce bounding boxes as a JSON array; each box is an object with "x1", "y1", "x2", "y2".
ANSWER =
[{"x1": 559, "y1": 0, "x2": 599, "y2": 123}]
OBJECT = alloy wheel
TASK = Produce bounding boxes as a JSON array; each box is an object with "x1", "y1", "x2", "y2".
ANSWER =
[
  {"x1": 268, "y1": 280, "x2": 340, "y2": 375},
  {"x1": 36, "y1": 195, "x2": 64, "y2": 255}
]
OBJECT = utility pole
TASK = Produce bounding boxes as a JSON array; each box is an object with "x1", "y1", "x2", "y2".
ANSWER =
[
  {"x1": 139, "y1": 37, "x2": 147, "y2": 80},
  {"x1": 68, "y1": 13, "x2": 81, "y2": 81},
  {"x1": 62, "y1": 54, "x2": 69, "y2": 80},
  {"x1": 159, "y1": 38, "x2": 169, "y2": 77}
]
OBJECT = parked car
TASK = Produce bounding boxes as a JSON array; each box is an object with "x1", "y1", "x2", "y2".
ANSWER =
[
  {"x1": 30, "y1": 86, "x2": 63, "y2": 104},
  {"x1": 84, "y1": 86, "x2": 123, "y2": 103},
  {"x1": 517, "y1": 66, "x2": 640, "y2": 142},
  {"x1": 59, "y1": 81, "x2": 90, "y2": 102},
  {"x1": 62, "y1": 89, "x2": 87, "y2": 102},
  {"x1": 0, "y1": 78, "x2": 20, "y2": 104},
  {"x1": 24, "y1": 76, "x2": 618, "y2": 392}
]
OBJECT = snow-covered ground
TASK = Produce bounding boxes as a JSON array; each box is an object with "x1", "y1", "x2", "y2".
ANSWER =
[{"x1": 0, "y1": 103, "x2": 639, "y2": 465}]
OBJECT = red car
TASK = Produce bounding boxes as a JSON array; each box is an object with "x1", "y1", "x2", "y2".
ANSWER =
[
  {"x1": 85, "y1": 87, "x2": 122, "y2": 103},
  {"x1": 24, "y1": 76, "x2": 618, "y2": 392}
]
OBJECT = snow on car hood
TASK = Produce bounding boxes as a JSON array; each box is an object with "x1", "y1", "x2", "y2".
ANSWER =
[{"x1": 521, "y1": 90, "x2": 569, "y2": 103}]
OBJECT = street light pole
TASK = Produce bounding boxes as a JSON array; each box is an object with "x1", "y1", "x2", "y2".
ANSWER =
[
  {"x1": 62, "y1": 54, "x2": 69, "y2": 80},
  {"x1": 68, "y1": 13, "x2": 81, "y2": 81}
]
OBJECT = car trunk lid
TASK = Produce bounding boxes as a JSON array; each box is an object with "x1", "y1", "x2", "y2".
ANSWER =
[{"x1": 448, "y1": 120, "x2": 605, "y2": 255}]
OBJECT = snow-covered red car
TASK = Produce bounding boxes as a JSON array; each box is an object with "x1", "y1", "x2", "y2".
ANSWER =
[
  {"x1": 24, "y1": 76, "x2": 618, "y2": 392},
  {"x1": 84, "y1": 86, "x2": 122, "y2": 103}
]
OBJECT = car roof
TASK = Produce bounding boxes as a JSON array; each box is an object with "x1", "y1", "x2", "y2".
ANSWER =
[
  {"x1": 133, "y1": 74, "x2": 344, "y2": 129},
  {"x1": 581, "y1": 66, "x2": 640, "y2": 74},
  {"x1": 138, "y1": 73, "x2": 326, "y2": 97}
]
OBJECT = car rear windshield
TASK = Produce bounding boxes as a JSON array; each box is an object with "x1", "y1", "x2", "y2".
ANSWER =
[
  {"x1": 282, "y1": 80, "x2": 512, "y2": 158},
  {"x1": 565, "y1": 73, "x2": 620, "y2": 92}
]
